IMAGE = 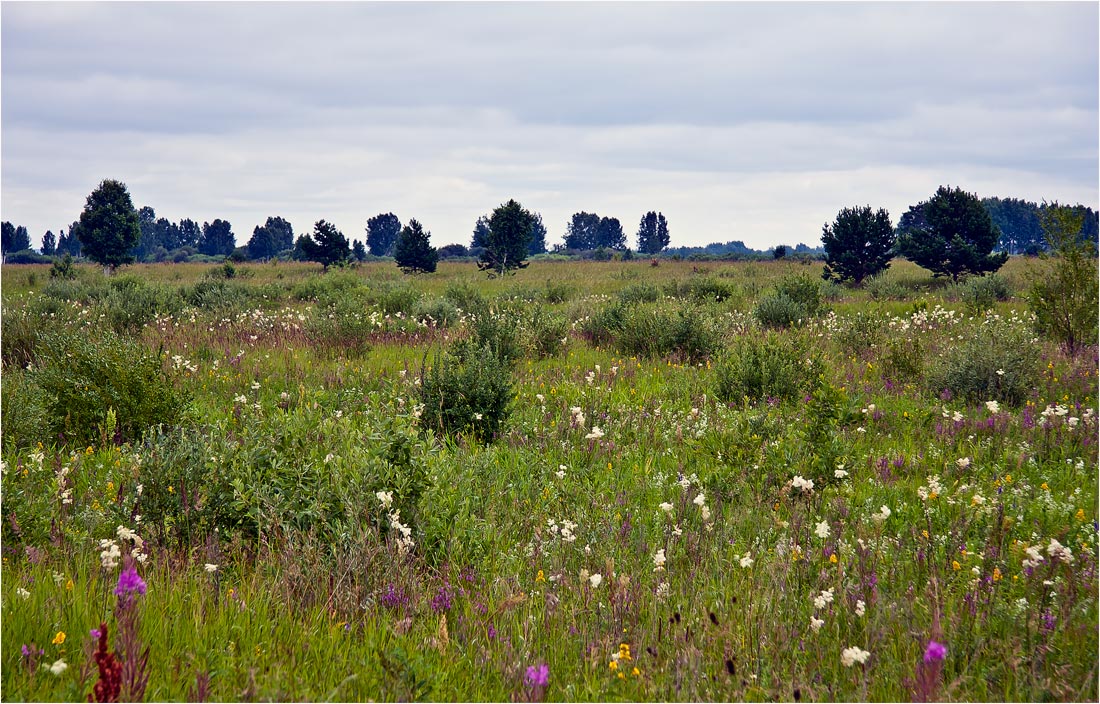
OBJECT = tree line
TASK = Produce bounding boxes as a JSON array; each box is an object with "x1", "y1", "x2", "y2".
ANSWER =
[{"x1": 4, "y1": 179, "x2": 1096, "y2": 278}]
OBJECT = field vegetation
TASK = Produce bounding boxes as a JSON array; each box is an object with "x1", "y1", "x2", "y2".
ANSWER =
[{"x1": 1, "y1": 256, "x2": 1096, "y2": 701}]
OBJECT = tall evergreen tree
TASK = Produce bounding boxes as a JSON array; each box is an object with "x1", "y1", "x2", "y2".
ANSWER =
[
  {"x1": 637, "y1": 211, "x2": 670, "y2": 254},
  {"x1": 896, "y1": 186, "x2": 1007, "y2": 281},
  {"x1": 471, "y1": 215, "x2": 492, "y2": 249},
  {"x1": 821, "y1": 206, "x2": 895, "y2": 285},
  {"x1": 299, "y1": 220, "x2": 351, "y2": 270},
  {"x1": 393, "y1": 218, "x2": 438, "y2": 273},
  {"x1": 366, "y1": 213, "x2": 402, "y2": 256},
  {"x1": 72, "y1": 179, "x2": 141, "y2": 272},
  {"x1": 480, "y1": 199, "x2": 535, "y2": 276},
  {"x1": 1, "y1": 222, "x2": 32, "y2": 255}
]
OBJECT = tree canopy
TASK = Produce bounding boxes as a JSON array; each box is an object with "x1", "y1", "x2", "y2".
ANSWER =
[
  {"x1": 896, "y1": 186, "x2": 1007, "y2": 281},
  {"x1": 479, "y1": 199, "x2": 535, "y2": 276},
  {"x1": 248, "y1": 216, "x2": 294, "y2": 260},
  {"x1": 528, "y1": 212, "x2": 548, "y2": 256},
  {"x1": 366, "y1": 213, "x2": 402, "y2": 257},
  {"x1": 72, "y1": 179, "x2": 142, "y2": 271},
  {"x1": 199, "y1": 219, "x2": 236, "y2": 257},
  {"x1": 821, "y1": 205, "x2": 895, "y2": 285},
  {"x1": 393, "y1": 218, "x2": 438, "y2": 274},
  {"x1": 1, "y1": 222, "x2": 32, "y2": 255},
  {"x1": 637, "y1": 211, "x2": 670, "y2": 254},
  {"x1": 298, "y1": 220, "x2": 351, "y2": 270}
]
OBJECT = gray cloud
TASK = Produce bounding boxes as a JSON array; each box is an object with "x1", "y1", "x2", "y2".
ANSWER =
[{"x1": 2, "y1": 2, "x2": 1096, "y2": 250}]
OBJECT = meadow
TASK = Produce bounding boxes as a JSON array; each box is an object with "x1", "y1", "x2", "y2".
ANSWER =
[{"x1": 1, "y1": 256, "x2": 1096, "y2": 702}]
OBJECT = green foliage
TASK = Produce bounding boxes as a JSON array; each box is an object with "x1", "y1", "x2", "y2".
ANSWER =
[
  {"x1": 0, "y1": 369, "x2": 52, "y2": 450},
  {"x1": 479, "y1": 199, "x2": 534, "y2": 276},
  {"x1": 366, "y1": 213, "x2": 402, "y2": 257},
  {"x1": 1028, "y1": 203, "x2": 1099, "y2": 353},
  {"x1": 521, "y1": 307, "x2": 570, "y2": 358},
  {"x1": 618, "y1": 282, "x2": 661, "y2": 304},
  {"x1": 417, "y1": 340, "x2": 513, "y2": 442},
  {"x1": 9, "y1": 328, "x2": 187, "y2": 447},
  {"x1": 715, "y1": 333, "x2": 819, "y2": 404},
  {"x1": 413, "y1": 296, "x2": 461, "y2": 328},
  {"x1": 298, "y1": 220, "x2": 351, "y2": 270},
  {"x1": 835, "y1": 311, "x2": 887, "y2": 356},
  {"x1": 542, "y1": 279, "x2": 573, "y2": 304},
  {"x1": 72, "y1": 179, "x2": 142, "y2": 271},
  {"x1": 637, "y1": 211, "x2": 670, "y2": 254},
  {"x1": 896, "y1": 185, "x2": 1008, "y2": 281},
  {"x1": 866, "y1": 273, "x2": 909, "y2": 301},
  {"x1": 248, "y1": 216, "x2": 294, "y2": 260},
  {"x1": 613, "y1": 304, "x2": 722, "y2": 361},
  {"x1": 100, "y1": 275, "x2": 185, "y2": 334},
  {"x1": 443, "y1": 280, "x2": 489, "y2": 316},
  {"x1": 469, "y1": 308, "x2": 523, "y2": 365},
  {"x1": 664, "y1": 276, "x2": 734, "y2": 303},
  {"x1": 926, "y1": 316, "x2": 1039, "y2": 405},
  {"x1": 821, "y1": 205, "x2": 895, "y2": 285},
  {"x1": 881, "y1": 335, "x2": 924, "y2": 383},
  {"x1": 754, "y1": 293, "x2": 807, "y2": 329},
  {"x1": 48, "y1": 253, "x2": 76, "y2": 279},
  {"x1": 960, "y1": 273, "x2": 1011, "y2": 314},
  {"x1": 1, "y1": 221, "x2": 32, "y2": 254},
  {"x1": 393, "y1": 219, "x2": 439, "y2": 274}
]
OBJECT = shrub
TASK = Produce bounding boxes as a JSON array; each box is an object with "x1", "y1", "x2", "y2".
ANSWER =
[
  {"x1": 543, "y1": 280, "x2": 573, "y2": 304},
  {"x1": 0, "y1": 369, "x2": 52, "y2": 450},
  {"x1": 835, "y1": 311, "x2": 887, "y2": 356},
  {"x1": 925, "y1": 317, "x2": 1039, "y2": 405},
  {"x1": 100, "y1": 275, "x2": 184, "y2": 334},
  {"x1": 775, "y1": 273, "x2": 824, "y2": 318},
  {"x1": 754, "y1": 292, "x2": 807, "y2": 330},
  {"x1": 469, "y1": 308, "x2": 523, "y2": 365},
  {"x1": 618, "y1": 283, "x2": 661, "y2": 305},
  {"x1": 866, "y1": 274, "x2": 909, "y2": 301},
  {"x1": 443, "y1": 280, "x2": 489, "y2": 316},
  {"x1": 15, "y1": 328, "x2": 187, "y2": 446},
  {"x1": 615, "y1": 304, "x2": 723, "y2": 361},
  {"x1": 664, "y1": 276, "x2": 734, "y2": 303},
  {"x1": 1028, "y1": 204, "x2": 1099, "y2": 353},
  {"x1": 881, "y1": 336, "x2": 925, "y2": 384},
  {"x1": 413, "y1": 296, "x2": 461, "y2": 328},
  {"x1": 305, "y1": 301, "x2": 374, "y2": 359},
  {"x1": 49, "y1": 253, "x2": 76, "y2": 279},
  {"x1": 577, "y1": 301, "x2": 625, "y2": 347},
  {"x1": 181, "y1": 279, "x2": 253, "y2": 311},
  {"x1": 522, "y1": 307, "x2": 569, "y2": 358},
  {"x1": 417, "y1": 340, "x2": 513, "y2": 442},
  {"x1": 961, "y1": 273, "x2": 1011, "y2": 314},
  {"x1": 714, "y1": 333, "x2": 819, "y2": 404},
  {"x1": 375, "y1": 283, "x2": 422, "y2": 317}
]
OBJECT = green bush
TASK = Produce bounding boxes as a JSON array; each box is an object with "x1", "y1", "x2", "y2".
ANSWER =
[
  {"x1": 714, "y1": 333, "x2": 819, "y2": 404},
  {"x1": 181, "y1": 279, "x2": 254, "y2": 311},
  {"x1": 881, "y1": 336, "x2": 925, "y2": 384},
  {"x1": 12, "y1": 328, "x2": 187, "y2": 446},
  {"x1": 961, "y1": 273, "x2": 1011, "y2": 314},
  {"x1": 753, "y1": 292, "x2": 807, "y2": 330},
  {"x1": 578, "y1": 301, "x2": 625, "y2": 347},
  {"x1": 522, "y1": 307, "x2": 570, "y2": 358},
  {"x1": 543, "y1": 280, "x2": 573, "y2": 304},
  {"x1": 291, "y1": 270, "x2": 364, "y2": 305},
  {"x1": 469, "y1": 308, "x2": 523, "y2": 365},
  {"x1": 305, "y1": 301, "x2": 375, "y2": 358},
  {"x1": 866, "y1": 274, "x2": 909, "y2": 301},
  {"x1": 418, "y1": 340, "x2": 513, "y2": 442},
  {"x1": 0, "y1": 369, "x2": 52, "y2": 450},
  {"x1": 413, "y1": 296, "x2": 461, "y2": 328},
  {"x1": 618, "y1": 283, "x2": 661, "y2": 305},
  {"x1": 443, "y1": 280, "x2": 489, "y2": 316},
  {"x1": 664, "y1": 276, "x2": 734, "y2": 303},
  {"x1": 835, "y1": 311, "x2": 887, "y2": 356},
  {"x1": 775, "y1": 273, "x2": 824, "y2": 318},
  {"x1": 615, "y1": 304, "x2": 722, "y2": 361},
  {"x1": 375, "y1": 283, "x2": 422, "y2": 317},
  {"x1": 100, "y1": 275, "x2": 184, "y2": 334},
  {"x1": 925, "y1": 317, "x2": 1039, "y2": 405}
]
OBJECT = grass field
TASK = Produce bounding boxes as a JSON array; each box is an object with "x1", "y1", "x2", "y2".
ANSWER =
[{"x1": 1, "y1": 256, "x2": 1096, "y2": 701}]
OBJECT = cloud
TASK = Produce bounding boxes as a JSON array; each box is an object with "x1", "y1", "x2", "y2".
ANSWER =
[{"x1": 2, "y1": 2, "x2": 1096, "y2": 249}]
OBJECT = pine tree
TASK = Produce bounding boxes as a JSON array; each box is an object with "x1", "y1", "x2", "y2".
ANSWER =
[
  {"x1": 896, "y1": 186, "x2": 1007, "y2": 281},
  {"x1": 299, "y1": 220, "x2": 351, "y2": 270},
  {"x1": 393, "y1": 219, "x2": 438, "y2": 273},
  {"x1": 821, "y1": 206, "x2": 895, "y2": 285},
  {"x1": 480, "y1": 200, "x2": 535, "y2": 276},
  {"x1": 637, "y1": 211, "x2": 670, "y2": 254}
]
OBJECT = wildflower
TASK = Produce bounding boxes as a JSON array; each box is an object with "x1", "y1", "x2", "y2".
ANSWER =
[
  {"x1": 525, "y1": 663, "x2": 549, "y2": 688},
  {"x1": 555, "y1": 468, "x2": 566, "y2": 480},
  {"x1": 655, "y1": 582, "x2": 670, "y2": 601},
  {"x1": 792, "y1": 475, "x2": 814, "y2": 493},
  {"x1": 813, "y1": 589, "x2": 834, "y2": 609},
  {"x1": 815, "y1": 521, "x2": 830, "y2": 539},
  {"x1": 659, "y1": 502, "x2": 674, "y2": 513},
  {"x1": 99, "y1": 539, "x2": 121, "y2": 569},
  {"x1": 589, "y1": 573, "x2": 603, "y2": 589},
  {"x1": 693, "y1": 493, "x2": 706, "y2": 507},
  {"x1": 48, "y1": 659, "x2": 67, "y2": 676},
  {"x1": 855, "y1": 599, "x2": 866, "y2": 616},
  {"x1": 51, "y1": 631, "x2": 66, "y2": 646},
  {"x1": 810, "y1": 616, "x2": 824, "y2": 632},
  {"x1": 956, "y1": 457, "x2": 971, "y2": 469},
  {"x1": 536, "y1": 570, "x2": 545, "y2": 583},
  {"x1": 16, "y1": 587, "x2": 30, "y2": 600},
  {"x1": 1047, "y1": 538, "x2": 1075, "y2": 564},
  {"x1": 952, "y1": 561, "x2": 961, "y2": 571},
  {"x1": 871, "y1": 505, "x2": 891, "y2": 524},
  {"x1": 739, "y1": 552, "x2": 754, "y2": 568},
  {"x1": 585, "y1": 426, "x2": 605, "y2": 440},
  {"x1": 829, "y1": 553, "x2": 838, "y2": 564},
  {"x1": 653, "y1": 549, "x2": 666, "y2": 572},
  {"x1": 700, "y1": 505, "x2": 712, "y2": 522},
  {"x1": 204, "y1": 564, "x2": 218, "y2": 573},
  {"x1": 924, "y1": 640, "x2": 947, "y2": 663},
  {"x1": 841, "y1": 646, "x2": 871, "y2": 667},
  {"x1": 114, "y1": 566, "x2": 146, "y2": 599},
  {"x1": 375, "y1": 491, "x2": 393, "y2": 509},
  {"x1": 985, "y1": 400, "x2": 1000, "y2": 414},
  {"x1": 834, "y1": 469, "x2": 849, "y2": 479}
]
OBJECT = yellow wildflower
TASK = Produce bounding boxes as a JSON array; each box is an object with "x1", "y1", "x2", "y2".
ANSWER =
[
  {"x1": 536, "y1": 570, "x2": 545, "y2": 583},
  {"x1": 992, "y1": 568, "x2": 1002, "y2": 582},
  {"x1": 952, "y1": 561, "x2": 961, "y2": 571},
  {"x1": 52, "y1": 631, "x2": 65, "y2": 646},
  {"x1": 829, "y1": 554, "x2": 838, "y2": 564}
]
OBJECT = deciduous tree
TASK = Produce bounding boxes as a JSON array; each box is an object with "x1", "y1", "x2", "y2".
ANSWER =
[
  {"x1": 366, "y1": 213, "x2": 402, "y2": 257},
  {"x1": 637, "y1": 211, "x2": 670, "y2": 254},
  {"x1": 72, "y1": 179, "x2": 142, "y2": 272},
  {"x1": 480, "y1": 199, "x2": 535, "y2": 276}
]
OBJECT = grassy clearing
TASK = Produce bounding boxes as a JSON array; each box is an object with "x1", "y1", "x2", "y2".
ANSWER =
[{"x1": 2, "y1": 257, "x2": 1096, "y2": 701}]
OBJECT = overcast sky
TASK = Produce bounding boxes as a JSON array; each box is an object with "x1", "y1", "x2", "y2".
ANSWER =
[{"x1": 2, "y1": 2, "x2": 1098, "y2": 251}]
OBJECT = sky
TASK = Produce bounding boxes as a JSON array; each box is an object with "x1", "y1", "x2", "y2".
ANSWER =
[{"x1": 2, "y1": 1, "x2": 1098, "y2": 252}]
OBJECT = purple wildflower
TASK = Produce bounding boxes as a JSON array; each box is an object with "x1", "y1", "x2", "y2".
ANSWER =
[
  {"x1": 114, "y1": 566, "x2": 146, "y2": 599},
  {"x1": 525, "y1": 663, "x2": 549, "y2": 688},
  {"x1": 90, "y1": 628, "x2": 103, "y2": 639},
  {"x1": 431, "y1": 582, "x2": 454, "y2": 613},
  {"x1": 923, "y1": 640, "x2": 947, "y2": 663}
]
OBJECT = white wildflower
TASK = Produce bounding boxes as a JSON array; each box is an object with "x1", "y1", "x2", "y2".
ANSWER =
[
  {"x1": 589, "y1": 573, "x2": 603, "y2": 589},
  {"x1": 203, "y1": 563, "x2": 218, "y2": 573},
  {"x1": 49, "y1": 659, "x2": 68, "y2": 676},
  {"x1": 810, "y1": 616, "x2": 824, "y2": 632},
  {"x1": 792, "y1": 475, "x2": 814, "y2": 493},
  {"x1": 815, "y1": 521, "x2": 830, "y2": 539},
  {"x1": 739, "y1": 552, "x2": 754, "y2": 568},
  {"x1": 871, "y1": 505, "x2": 891, "y2": 525},
  {"x1": 854, "y1": 599, "x2": 866, "y2": 616},
  {"x1": 659, "y1": 501, "x2": 674, "y2": 513},
  {"x1": 813, "y1": 589, "x2": 834, "y2": 609},
  {"x1": 585, "y1": 426, "x2": 604, "y2": 440},
  {"x1": 16, "y1": 587, "x2": 30, "y2": 599},
  {"x1": 693, "y1": 493, "x2": 706, "y2": 507},
  {"x1": 653, "y1": 549, "x2": 666, "y2": 572},
  {"x1": 375, "y1": 491, "x2": 394, "y2": 509},
  {"x1": 985, "y1": 400, "x2": 1000, "y2": 414},
  {"x1": 841, "y1": 646, "x2": 871, "y2": 667}
]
